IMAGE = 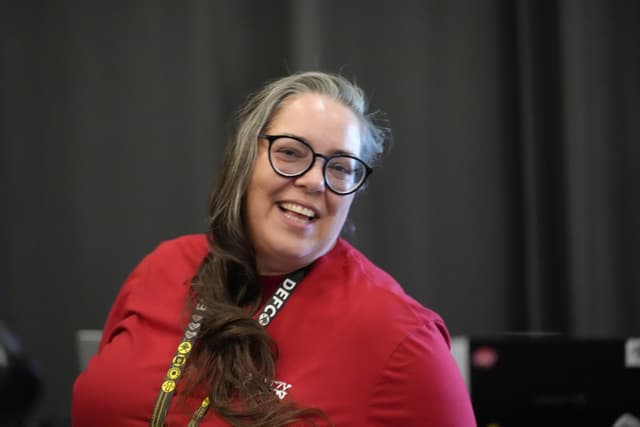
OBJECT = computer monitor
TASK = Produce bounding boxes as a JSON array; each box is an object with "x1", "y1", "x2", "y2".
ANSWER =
[{"x1": 452, "y1": 335, "x2": 640, "y2": 427}]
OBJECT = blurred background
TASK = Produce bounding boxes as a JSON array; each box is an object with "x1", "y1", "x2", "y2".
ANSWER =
[{"x1": 1, "y1": 0, "x2": 639, "y2": 424}]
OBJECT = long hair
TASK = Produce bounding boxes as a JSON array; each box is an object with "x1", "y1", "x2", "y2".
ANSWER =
[{"x1": 187, "y1": 71, "x2": 388, "y2": 426}]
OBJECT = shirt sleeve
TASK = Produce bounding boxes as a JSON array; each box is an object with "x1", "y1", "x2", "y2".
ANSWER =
[
  {"x1": 95, "y1": 254, "x2": 149, "y2": 351},
  {"x1": 366, "y1": 319, "x2": 477, "y2": 427},
  {"x1": 71, "y1": 253, "x2": 151, "y2": 427}
]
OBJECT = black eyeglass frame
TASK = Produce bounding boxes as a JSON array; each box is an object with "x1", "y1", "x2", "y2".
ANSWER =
[{"x1": 258, "y1": 134, "x2": 373, "y2": 195}]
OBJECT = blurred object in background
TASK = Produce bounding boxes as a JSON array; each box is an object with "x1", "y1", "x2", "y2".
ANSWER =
[
  {"x1": 0, "y1": 321, "x2": 43, "y2": 427},
  {"x1": 452, "y1": 335, "x2": 640, "y2": 426},
  {"x1": 614, "y1": 413, "x2": 640, "y2": 427}
]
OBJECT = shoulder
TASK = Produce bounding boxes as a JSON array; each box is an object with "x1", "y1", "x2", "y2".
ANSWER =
[
  {"x1": 325, "y1": 239, "x2": 447, "y2": 344},
  {"x1": 144, "y1": 233, "x2": 210, "y2": 277},
  {"x1": 308, "y1": 239, "x2": 451, "y2": 359},
  {"x1": 136, "y1": 234, "x2": 210, "y2": 275},
  {"x1": 328, "y1": 241, "x2": 473, "y2": 424},
  {"x1": 366, "y1": 320, "x2": 476, "y2": 426},
  {"x1": 147, "y1": 233, "x2": 209, "y2": 263},
  {"x1": 125, "y1": 234, "x2": 209, "y2": 296},
  {"x1": 309, "y1": 240, "x2": 475, "y2": 423}
]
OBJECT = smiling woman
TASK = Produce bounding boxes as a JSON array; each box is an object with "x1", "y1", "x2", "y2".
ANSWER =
[
  {"x1": 71, "y1": 71, "x2": 476, "y2": 427},
  {"x1": 246, "y1": 93, "x2": 363, "y2": 275}
]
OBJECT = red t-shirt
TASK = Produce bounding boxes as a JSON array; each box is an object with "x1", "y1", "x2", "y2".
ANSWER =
[{"x1": 72, "y1": 235, "x2": 475, "y2": 426}]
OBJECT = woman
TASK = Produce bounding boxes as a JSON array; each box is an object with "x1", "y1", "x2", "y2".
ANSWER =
[{"x1": 72, "y1": 71, "x2": 476, "y2": 426}]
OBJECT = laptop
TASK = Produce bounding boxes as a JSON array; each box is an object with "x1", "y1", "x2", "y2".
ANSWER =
[{"x1": 451, "y1": 335, "x2": 640, "y2": 427}]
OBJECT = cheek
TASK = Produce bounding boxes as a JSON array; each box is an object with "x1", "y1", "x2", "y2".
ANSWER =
[
  {"x1": 247, "y1": 157, "x2": 275, "y2": 199},
  {"x1": 329, "y1": 194, "x2": 354, "y2": 224},
  {"x1": 245, "y1": 168, "x2": 270, "y2": 225},
  {"x1": 246, "y1": 165, "x2": 289, "y2": 220}
]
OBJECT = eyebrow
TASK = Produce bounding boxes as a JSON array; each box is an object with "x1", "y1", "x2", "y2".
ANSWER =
[{"x1": 273, "y1": 132, "x2": 359, "y2": 157}]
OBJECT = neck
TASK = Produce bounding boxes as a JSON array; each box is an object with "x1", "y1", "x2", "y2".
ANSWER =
[
  {"x1": 255, "y1": 239, "x2": 339, "y2": 275},
  {"x1": 257, "y1": 262, "x2": 306, "y2": 276}
]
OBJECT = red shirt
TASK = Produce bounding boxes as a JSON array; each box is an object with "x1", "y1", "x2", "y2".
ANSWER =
[{"x1": 72, "y1": 235, "x2": 475, "y2": 426}]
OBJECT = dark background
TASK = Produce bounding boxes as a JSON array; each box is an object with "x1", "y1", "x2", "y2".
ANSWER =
[{"x1": 1, "y1": 0, "x2": 639, "y2": 423}]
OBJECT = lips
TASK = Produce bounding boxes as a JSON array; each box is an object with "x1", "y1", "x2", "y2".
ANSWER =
[{"x1": 278, "y1": 202, "x2": 317, "y2": 221}]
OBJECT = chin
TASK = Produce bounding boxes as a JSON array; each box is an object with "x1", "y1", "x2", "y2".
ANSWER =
[
  {"x1": 280, "y1": 245, "x2": 320, "y2": 265},
  {"x1": 263, "y1": 242, "x2": 327, "y2": 273}
]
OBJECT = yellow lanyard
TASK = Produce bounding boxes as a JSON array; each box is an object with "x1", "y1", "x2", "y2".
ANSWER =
[
  {"x1": 150, "y1": 301, "x2": 207, "y2": 426},
  {"x1": 149, "y1": 266, "x2": 309, "y2": 426}
]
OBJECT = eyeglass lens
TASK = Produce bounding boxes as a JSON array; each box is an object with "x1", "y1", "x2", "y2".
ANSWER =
[{"x1": 269, "y1": 137, "x2": 367, "y2": 194}]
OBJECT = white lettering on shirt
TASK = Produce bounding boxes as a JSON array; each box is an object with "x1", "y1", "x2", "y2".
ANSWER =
[{"x1": 272, "y1": 380, "x2": 293, "y2": 400}]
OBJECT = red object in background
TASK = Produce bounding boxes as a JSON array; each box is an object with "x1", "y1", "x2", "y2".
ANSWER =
[{"x1": 472, "y1": 345, "x2": 499, "y2": 369}]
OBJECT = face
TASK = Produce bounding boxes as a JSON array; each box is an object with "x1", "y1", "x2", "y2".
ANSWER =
[{"x1": 244, "y1": 93, "x2": 362, "y2": 275}]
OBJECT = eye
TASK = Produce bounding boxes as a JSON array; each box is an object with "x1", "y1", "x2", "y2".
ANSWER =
[
  {"x1": 278, "y1": 147, "x2": 305, "y2": 158},
  {"x1": 271, "y1": 138, "x2": 310, "y2": 162},
  {"x1": 330, "y1": 163, "x2": 352, "y2": 174},
  {"x1": 327, "y1": 158, "x2": 356, "y2": 178}
]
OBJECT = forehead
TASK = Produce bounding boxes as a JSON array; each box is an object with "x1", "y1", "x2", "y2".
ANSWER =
[{"x1": 269, "y1": 93, "x2": 362, "y2": 155}]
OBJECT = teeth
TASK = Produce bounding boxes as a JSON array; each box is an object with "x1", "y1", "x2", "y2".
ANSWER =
[{"x1": 280, "y1": 202, "x2": 315, "y2": 219}]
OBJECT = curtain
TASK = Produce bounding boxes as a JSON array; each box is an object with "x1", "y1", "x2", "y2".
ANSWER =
[{"x1": 2, "y1": 0, "x2": 638, "y2": 421}]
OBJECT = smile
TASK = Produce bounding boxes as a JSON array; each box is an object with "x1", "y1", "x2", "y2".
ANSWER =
[{"x1": 278, "y1": 202, "x2": 317, "y2": 222}]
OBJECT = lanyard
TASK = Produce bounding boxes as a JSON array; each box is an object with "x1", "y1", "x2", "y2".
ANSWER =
[{"x1": 150, "y1": 266, "x2": 309, "y2": 427}]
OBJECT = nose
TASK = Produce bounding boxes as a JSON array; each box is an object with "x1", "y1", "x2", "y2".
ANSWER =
[{"x1": 293, "y1": 157, "x2": 326, "y2": 193}]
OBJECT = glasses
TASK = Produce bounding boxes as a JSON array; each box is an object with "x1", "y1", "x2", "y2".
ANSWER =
[{"x1": 259, "y1": 134, "x2": 372, "y2": 195}]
